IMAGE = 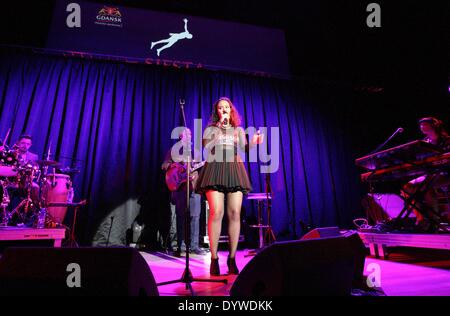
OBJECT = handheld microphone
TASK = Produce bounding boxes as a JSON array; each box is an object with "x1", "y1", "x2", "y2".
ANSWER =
[{"x1": 223, "y1": 118, "x2": 228, "y2": 126}]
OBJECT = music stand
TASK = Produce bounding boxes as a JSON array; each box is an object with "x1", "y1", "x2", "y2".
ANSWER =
[{"x1": 156, "y1": 99, "x2": 227, "y2": 296}]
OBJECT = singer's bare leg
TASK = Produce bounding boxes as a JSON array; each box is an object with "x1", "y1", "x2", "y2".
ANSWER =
[
  {"x1": 206, "y1": 190, "x2": 225, "y2": 259},
  {"x1": 226, "y1": 191, "x2": 243, "y2": 258}
]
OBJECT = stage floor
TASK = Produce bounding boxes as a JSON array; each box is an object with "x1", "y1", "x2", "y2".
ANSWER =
[
  {"x1": 140, "y1": 250, "x2": 251, "y2": 296},
  {"x1": 142, "y1": 248, "x2": 450, "y2": 296}
]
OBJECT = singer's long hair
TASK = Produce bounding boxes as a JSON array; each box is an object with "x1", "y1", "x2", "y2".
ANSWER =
[
  {"x1": 419, "y1": 117, "x2": 448, "y2": 137},
  {"x1": 209, "y1": 97, "x2": 241, "y2": 127}
]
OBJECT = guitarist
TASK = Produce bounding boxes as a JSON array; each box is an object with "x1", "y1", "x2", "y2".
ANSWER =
[{"x1": 162, "y1": 128, "x2": 206, "y2": 256}]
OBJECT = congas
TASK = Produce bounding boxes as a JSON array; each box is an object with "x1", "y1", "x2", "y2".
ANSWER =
[{"x1": 43, "y1": 174, "x2": 73, "y2": 224}]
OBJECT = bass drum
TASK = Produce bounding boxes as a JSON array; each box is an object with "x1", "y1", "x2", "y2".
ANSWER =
[{"x1": 43, "y1": 174, "x2": 73, "y2": 224}]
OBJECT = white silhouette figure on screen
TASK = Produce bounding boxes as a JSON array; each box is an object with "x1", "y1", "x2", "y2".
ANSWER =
[{"x1": 151, "y1": 18, "x2": 193, "y2": 57}]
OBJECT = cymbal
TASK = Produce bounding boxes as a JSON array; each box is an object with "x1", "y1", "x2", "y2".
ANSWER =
[
  {"x1": 35, "y1": 159, "x2": 61, "y2": 167},
  {"x1": 58, "y1": 167, "x2": 80, "y2": 175}
]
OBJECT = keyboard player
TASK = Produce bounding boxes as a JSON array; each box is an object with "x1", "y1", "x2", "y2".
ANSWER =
[{"x1": 402, "y1": 117, "x2": 450, "y2": 230}]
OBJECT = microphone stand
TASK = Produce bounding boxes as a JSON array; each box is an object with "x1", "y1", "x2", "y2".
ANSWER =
[
  {"x1": 369, "y1": 128, "x2": 403, "y2": 154},
  {"x1": 365, "y1": 128, "x2": 403, "y2": 187},
  {"x1": 105, "y1": 216, "x2": 114, "y2": 247},
  {"x1": 156, "y1": 99, "x2": 227, "y2": 296}
]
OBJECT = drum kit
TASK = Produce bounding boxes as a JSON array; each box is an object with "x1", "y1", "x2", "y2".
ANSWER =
[{"x1": 0, "y1": 147, "x2": 77, "y2": 228}]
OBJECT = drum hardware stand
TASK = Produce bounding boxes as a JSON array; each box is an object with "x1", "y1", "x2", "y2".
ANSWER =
[
  {"x1": 394, "y1": 170, "x2": 449, "y2": 232},
  {"x1": 0, "y1": 181, "x2": 10, "y2": 226},
  {"x1": 245, "y1": 172, "x2": 276, "y2": 258},
  {"x1": 68, "y1": 204, "x2": 79, "y2": 247},
  {"x1": 0, "y1": 207, "x2": 8, "y2": 226},
  {"x1": 157, "y1": 99, "x2": 227, "y2": 296},
  {"x1": 47, "y1": 201, "x2": 86, "y2": 247},
  {"x1": 7, "y1": 177, "x2": 36, "y2": 225},
  {"x1": 0, "y1": 165, "x2": 38, "y2": 226},
  {"x1": 1, "y1": 203, "x2": 9, "y2": 226},
  {"x1": 0, "y1": 129, "x2": 13, "y2": 226},
  {"x1": 7, "y1": 196, "x2": 34, "y2": 225}
]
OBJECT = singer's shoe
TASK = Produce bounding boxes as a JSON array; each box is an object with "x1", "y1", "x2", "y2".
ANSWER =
[
  {"x1": 210, "y1": 258, "x2": 220, "y2": 276},
  {"x1": 227, "y1": 256, "x2": 239, "y2": 275}
]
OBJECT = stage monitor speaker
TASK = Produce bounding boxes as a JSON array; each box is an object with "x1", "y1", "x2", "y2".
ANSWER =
[
  {"x1": 0, "y1": 247, "x2": 159, "y2": 296},
  {"x1": 230, "y1": 231, "x2": 366, "y2": 296},
  {"x1": 301, "y1": 227, "x2": 340, "y2": 240}
]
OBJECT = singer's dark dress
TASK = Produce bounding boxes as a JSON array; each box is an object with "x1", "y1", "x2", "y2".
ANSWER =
[{"x1": 196, "y1": 125, "x2": 252, "y2": 194}]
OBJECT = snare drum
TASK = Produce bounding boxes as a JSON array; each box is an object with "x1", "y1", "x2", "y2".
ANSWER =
[{"x1": 43, "y1": 174, "x2": 73, "y2": 224}]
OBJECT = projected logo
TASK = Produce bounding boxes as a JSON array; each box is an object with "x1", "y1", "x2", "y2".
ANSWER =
[
  {"x1": 150, "y1": 18, "x2": 193, "y2": 57},
  {"x1": 95, "y1": 6, "x2": 123, "y2": 27}
]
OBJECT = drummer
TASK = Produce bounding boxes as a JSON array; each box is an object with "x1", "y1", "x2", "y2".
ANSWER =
[
  {"x1": 7, "y1": 135, "x2": 40, "y2": 203},
  {"x1": 14, "y1": 135, "x2": 38, "y2": 165}
]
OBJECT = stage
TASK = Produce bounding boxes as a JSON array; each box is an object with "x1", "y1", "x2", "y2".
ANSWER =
[
  {"x1": 141, "y1": 247, "x2": 450, "y2": 296},
  {"x1": 0, "y1": 226, "x2": 449, "y2": 296},
  {"x1": 0, "y1": 226, "x2": 66, "y2": 247},
  {"x1": 358, "y1": 231, "x2": 450, "y2": 259}
]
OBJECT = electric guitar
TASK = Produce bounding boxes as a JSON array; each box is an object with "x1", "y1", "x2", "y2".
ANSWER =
[{"x1": 165, "y1": 160, "x2": 205, "y2": 192}]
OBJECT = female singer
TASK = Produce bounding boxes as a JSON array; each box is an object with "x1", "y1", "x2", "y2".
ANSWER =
[{"x1": 196, "y1": 97, "x2": 263, "y2": 275}]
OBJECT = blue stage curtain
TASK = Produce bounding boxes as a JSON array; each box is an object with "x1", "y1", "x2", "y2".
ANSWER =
[{"x1": 0, "y1": 48, "x2": 363, "y2": 245}]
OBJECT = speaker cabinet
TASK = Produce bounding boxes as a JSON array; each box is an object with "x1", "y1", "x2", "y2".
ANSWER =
[
  {"x1": 0, "y1": 247, "x2": 159, "y2": 296},
  {"x1": 301, "y1": 227, "x2": 341, "y2": 240},
  {"x1": 230, "y1": 231, "x2": 366, "y2": 296}
]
